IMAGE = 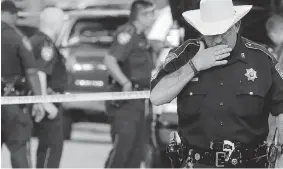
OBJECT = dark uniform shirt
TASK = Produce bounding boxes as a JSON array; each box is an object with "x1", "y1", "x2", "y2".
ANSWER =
[
  {"x1": 109, "y1": 22, "x2": 154, "y2": 88},
  {"x1": 1, "y1": 21, "x2": 36, "y2": 79},
  {"x1": 150, "y1": 36, "x2": 283, "y2": 149},
  {"x1": 30, "y1": 31, "x2": 66, "y2": 92}
]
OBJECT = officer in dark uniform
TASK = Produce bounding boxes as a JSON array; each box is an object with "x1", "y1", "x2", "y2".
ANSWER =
[
  {"x1": 29, "y1": 7, "x2": 66, "y2": 168},
  {"x1": 1, "y1": 0, "x2": 44, "y2": 168},
  {"x1": 104, "y1": 0, "x2": 156, "y2": 168},
  {"x1": 150, "y1": 0, "x2": 283, "y2": 168}
]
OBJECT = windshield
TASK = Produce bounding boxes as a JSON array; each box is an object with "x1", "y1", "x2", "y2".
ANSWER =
[{"x1": 68, "y1": 16, "x2": 128, "y2": 46}]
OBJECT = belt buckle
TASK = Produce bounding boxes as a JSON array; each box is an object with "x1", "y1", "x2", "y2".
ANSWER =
[{"x1": 216, "y1": 152, "x2": 225, "y2": 167}]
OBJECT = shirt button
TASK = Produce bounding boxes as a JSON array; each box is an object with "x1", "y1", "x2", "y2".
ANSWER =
[
  {"x1": 189, "y1": 92, "x2": 193, "y2": 96},
  {"x1": 249, "y1": 92, "x2": 253, "y2": 95},
  {"x1": 220, "y1": 122, "x2": 224, "y2": 126},
  {"x1": 220, "y1": 82, "x2": 224, "y2": 86},
  {"x1": 220, "y1": 102, "x2": 224, "y2": 106}
]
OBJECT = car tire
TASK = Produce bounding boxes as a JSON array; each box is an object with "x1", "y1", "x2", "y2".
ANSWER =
[{"x1": 63, "y1": 110, "x2": 73, "y2": 140}]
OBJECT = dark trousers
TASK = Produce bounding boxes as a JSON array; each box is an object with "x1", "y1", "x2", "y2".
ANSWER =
[
  {"x1": 1, "y1": 105, "x2": 33, "y2": 168},
  {"x1": 33, "y1": 105, "x2": 64, "y2": 168},
  {"x1": 105, "y1": 99, "x2": 147, "y2": 168}
]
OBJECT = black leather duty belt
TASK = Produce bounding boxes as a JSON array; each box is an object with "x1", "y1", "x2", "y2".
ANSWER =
[{"x1": 183, "y1": 140, "x2": 268, "y2": 168}]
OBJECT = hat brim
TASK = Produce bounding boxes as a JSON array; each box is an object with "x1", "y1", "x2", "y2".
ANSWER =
[{"x1": 182, "y1": 5, "x2": 252, "y2": 36}]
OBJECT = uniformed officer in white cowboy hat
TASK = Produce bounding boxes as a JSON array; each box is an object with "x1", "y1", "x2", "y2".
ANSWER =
[{"x1": 150, "y1": 0, "x2": 283, "y2": 168}]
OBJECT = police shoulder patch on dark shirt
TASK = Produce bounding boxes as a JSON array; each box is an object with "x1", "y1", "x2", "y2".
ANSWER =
[
  {"x1": 150, "y1": 39, "x2": 200, "y2": 91},
  {"x1": 41, "y1": 44, "x2": 54, "y2": 62},
  {"x1": 30, "y1": 32, "x2": 56, "y2": 75},
  {"x1": 108, "y1": 23, "x2": 136, "y2": 61}
]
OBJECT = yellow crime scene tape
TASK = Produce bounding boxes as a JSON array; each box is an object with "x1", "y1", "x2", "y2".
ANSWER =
[{"x1": 1, "y1": 91, "x2": 150, "y2": 105}]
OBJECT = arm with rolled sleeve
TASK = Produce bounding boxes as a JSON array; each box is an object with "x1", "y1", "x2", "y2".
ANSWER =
[
  {"x1": 104, "y1": 27, "x2": 135, "y2": 86},
  {"x1": 150, "y1": 49, "x2": 195, "y2": 106}
]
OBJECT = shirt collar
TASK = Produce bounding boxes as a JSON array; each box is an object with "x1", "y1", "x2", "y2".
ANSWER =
[
  {"x1": 37, "y1": 31, "x2": 54, "y2": 44},
  {"x1": 228, "y1": 35, "x2": 249, "y2": 64},
  {"x1": 130, "y1": 21, "x2": 145, "y2": 35}
]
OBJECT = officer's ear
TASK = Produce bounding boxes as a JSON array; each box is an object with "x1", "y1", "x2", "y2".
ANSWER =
[{"x1": 234, "y1": 21, "x2": 241, "y2": 33}]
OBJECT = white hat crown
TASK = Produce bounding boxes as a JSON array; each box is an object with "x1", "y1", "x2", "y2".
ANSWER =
[
  {"x1": 200, "y1": 0, "x2": 235, "y2": 22},
  {"x1": 182, "y1": 0, "x2": 252, "y2": 35}
]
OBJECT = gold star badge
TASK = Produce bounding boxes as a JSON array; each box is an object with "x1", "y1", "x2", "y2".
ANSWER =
[{"x1": 245, "y1": 68, "x2": 258, "y2": 82}]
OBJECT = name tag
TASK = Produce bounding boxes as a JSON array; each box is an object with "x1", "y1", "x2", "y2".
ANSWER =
[{"x1": 191, "y1": 77, "x2": 199, "y2": 82}]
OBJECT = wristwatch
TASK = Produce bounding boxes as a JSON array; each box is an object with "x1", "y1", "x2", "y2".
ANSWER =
[{"x1": 188, "y1": 59, "x2": 199, "y2": 75}]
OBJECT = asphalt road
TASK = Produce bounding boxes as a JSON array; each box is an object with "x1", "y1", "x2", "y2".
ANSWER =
[{"x1": 1, "y1": 123, "x2": 112, "y2": 168}]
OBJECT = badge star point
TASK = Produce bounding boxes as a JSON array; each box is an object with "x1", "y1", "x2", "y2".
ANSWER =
[{"x1": 245, "y1": 68, "x2": 258, "y2": 82}]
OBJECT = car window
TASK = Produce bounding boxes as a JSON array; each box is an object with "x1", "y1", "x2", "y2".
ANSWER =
[{"x1": 68, "y1": 16, "x2": 128, "y2": 46}]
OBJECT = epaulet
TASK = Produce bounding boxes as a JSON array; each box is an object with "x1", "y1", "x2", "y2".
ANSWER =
[
  {"x1": 163, "y1": 39, "x2": 200, "y2": 67},
  {"x1": 242, "y1": 37, "x2": 276, "y2": 63}
]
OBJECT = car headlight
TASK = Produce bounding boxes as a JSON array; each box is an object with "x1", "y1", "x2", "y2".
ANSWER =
[
  {"x1": 72, "y1": 63, "x2": 94, "y2": 71},
  {"x1": 74, "y1": 80, "x2": 104, "y2": 87},
  {"x1": 72, "y1": 63, "x2": 106, "y2": 72}
]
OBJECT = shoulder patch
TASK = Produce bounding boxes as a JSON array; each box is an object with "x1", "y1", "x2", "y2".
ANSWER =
[
  {"x1": 244, "y1": 39, "x2": 276, "y2": 62},
  {"x1": 275, "y1": 63, "x2": 283, "y2": 79},
  {"x1": 117, "y1": 32, "x2": 132, "y2": 45},
  {"x1": 41, "y1": 45, "x2": 54, "y2": 61},
  {"x1": 22, "y1": 37, "x2": 32, "y2": 51}
]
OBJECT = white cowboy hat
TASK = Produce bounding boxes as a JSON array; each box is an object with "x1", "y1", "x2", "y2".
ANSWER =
[{"x1": 182, "y1": 0, "x2": 253, "y2": 36}]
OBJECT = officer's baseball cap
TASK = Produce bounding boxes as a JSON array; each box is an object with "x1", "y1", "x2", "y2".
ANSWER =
[{"x1": 1, "y1": 0, "x2": 18, "y2": 14}]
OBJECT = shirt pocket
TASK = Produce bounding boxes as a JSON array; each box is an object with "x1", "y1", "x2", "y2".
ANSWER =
[
  {"x1": 178, "y1": 84, "x2": 207, "y2": 119},
  {"x1": 234, "y1": 86, "x2": 265, "y2": 117}
]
